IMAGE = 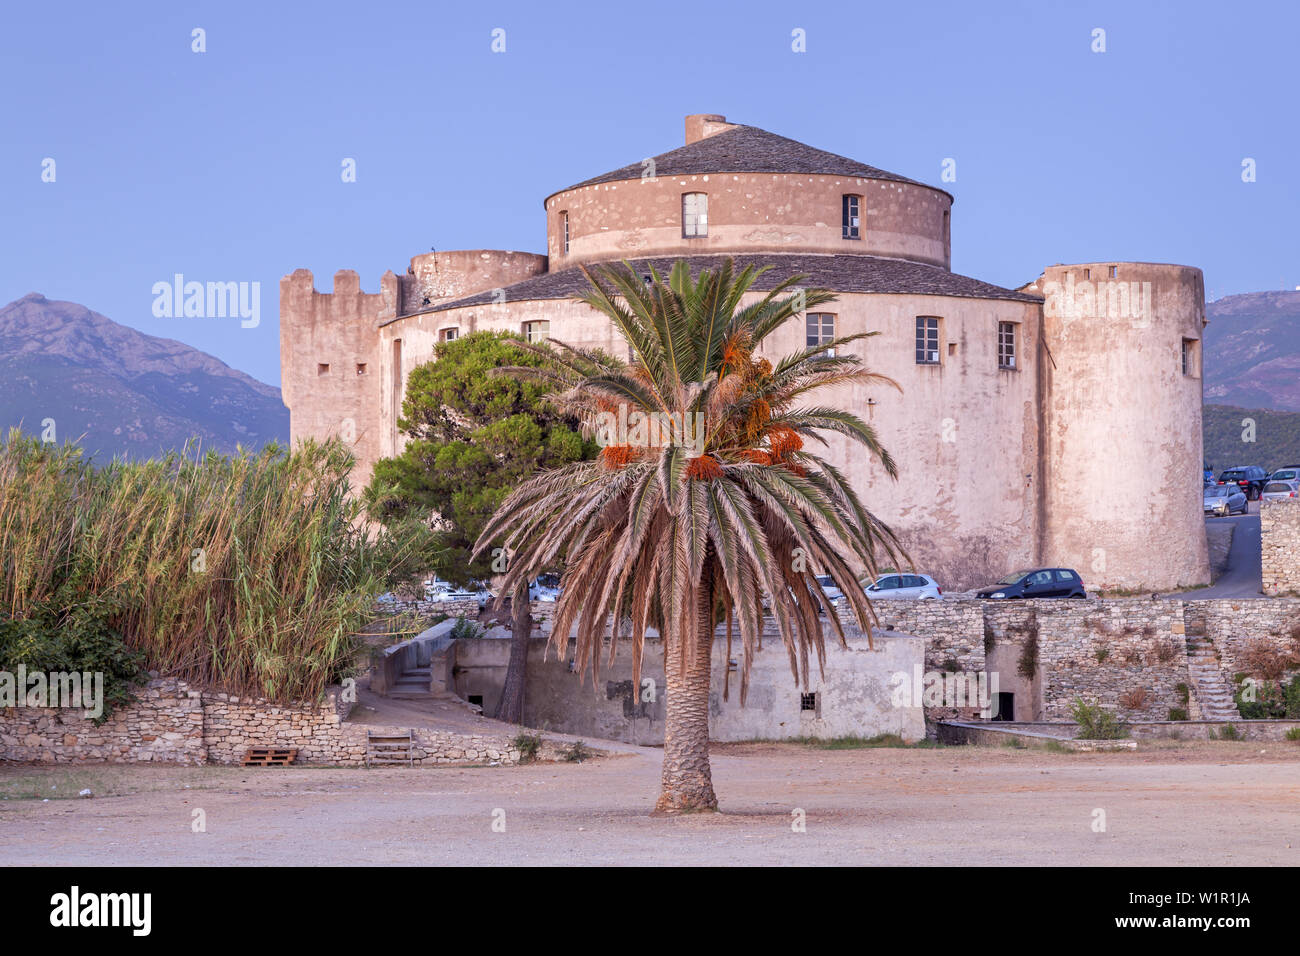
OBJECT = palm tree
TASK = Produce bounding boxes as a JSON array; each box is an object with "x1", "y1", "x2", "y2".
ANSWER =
[{"x1": 473, "y1": 258, "x2": 905, "y2": 813}]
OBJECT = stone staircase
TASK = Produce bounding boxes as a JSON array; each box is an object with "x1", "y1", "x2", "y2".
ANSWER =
[
  {"x1": 1184, "y1": 612, "x2": 1241, "y2": 720},
  {"x1": 389, "y1": 663, "x2": 434, "y2": 700}
]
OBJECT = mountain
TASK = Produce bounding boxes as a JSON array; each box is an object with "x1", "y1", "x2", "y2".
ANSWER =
[
  {"x1": 1204, "y1": 290, "x2": 1300, "y2": 411},
  {"x1": 0, "y1": 293, "x2": 288, "y2": 461},
  {"x1": 1203, "y1": 404, "x2": 1300, "y2": 473}
]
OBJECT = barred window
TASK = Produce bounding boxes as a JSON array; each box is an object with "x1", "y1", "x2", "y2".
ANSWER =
[
  {"x1": 807, "y1": 313, "x2": 835, "y2": 357},
  {"x1": 916, "y1": 317, "x2": 940, "y2": 365},
  {"x1": 998, "y1": 322, "x2": 1016, "y2": 369},
  {"x1": 682, "y1": 192, "x2": 708, "y2": 237},
  {"x1": 842, "y1": 194, "x2": 861, "y2": 239},
  {"x1": 523, "y1": 320, "x2": 550, "y2": 344},
  {"x1": 561, "y1": 211, "x2": 569, "y2": 254}
]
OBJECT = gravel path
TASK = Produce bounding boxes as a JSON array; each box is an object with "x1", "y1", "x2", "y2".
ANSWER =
[{"x1": 3, "y1": 740, "x2": 1298, "y2": 866}]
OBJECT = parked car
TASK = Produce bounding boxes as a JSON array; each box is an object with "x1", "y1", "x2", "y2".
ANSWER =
[
  {"x1": 976, "y1": 568, "x2": 1087, "y2": 599},
  {"x1": 529, "y1": 573, "x2": 562, "y2": 602},
  {"x1": 1261, "y1": 480, "x2": 1300, "y2": 503},
  {"x1": 1216, "y1": 465, "x2": 1269, "y2": 500},
  {"x1": 1204, "y1": 483, "x2": 1249, "y2": 516},
  {"x1": 426, "y1": 578, "x2": 494, "y2": 609},
  {"x1": 1268, "y1": 467, "x2": 1300, "y2": 484},
  {"x1": 866, "y1": 573, "x2": 943, "y2": 600},
  {"x1": 814, "y1": 574, "x2": 845, "y2": 613}
]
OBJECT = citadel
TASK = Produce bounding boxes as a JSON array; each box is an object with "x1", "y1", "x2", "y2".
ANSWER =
[{"x1": 280, "y1": 113, "x2": 1209, "y2": 592}]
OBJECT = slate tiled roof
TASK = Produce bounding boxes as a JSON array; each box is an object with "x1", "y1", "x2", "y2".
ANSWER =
[
  {"x1": 406, "y1": 254, "x2": 1040, "y2": 319},
  {"x1": 549, "y1": 125, "x2": 946, "y2": 198}
]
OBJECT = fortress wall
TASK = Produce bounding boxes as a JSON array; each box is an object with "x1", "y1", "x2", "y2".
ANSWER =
[
  {"x1": 400, "y1": 250, "x2": 546, "y2": 315},
  {"x1": 545, "y1": 173, "x2": 951, "y2": 269},
  {"x1": 1035, "y1": 263, "x2": 1210, "y2": 591},
  {"x1": 386, "y1": 289, "x2": 1041, "y2": 591},
  {"x1": 279, "y1": 269, "x2": 390, "y2": 492}
]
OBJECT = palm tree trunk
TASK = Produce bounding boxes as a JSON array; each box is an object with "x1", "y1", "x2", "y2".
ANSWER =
[
  {"x1": 494, "y1": 581, "x2": 530, "y2": 724},
  {"x1": 653, "y1": 579, "x2": 718, "y2": 814}
]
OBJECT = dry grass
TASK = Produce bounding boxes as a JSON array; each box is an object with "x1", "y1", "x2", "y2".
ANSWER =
[{"x1": 0, "y1": 431, "x2": 427, "y2": 703}]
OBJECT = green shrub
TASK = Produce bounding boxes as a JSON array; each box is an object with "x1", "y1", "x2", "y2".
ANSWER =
[
  {"x1": 1284, "y1": 727, "x2": 1300, "y2": 742},
  {"x1": 1218, "y1": 723, "x2": 1242, "y2": 741},
  {"x1": 560, "y1": 740, "x2": 593, "y2": 763},
  {"x1": 449, "y1": 617, "x2": 484, "y2": 641},
  {"x1": 1070, "y1": 697, "x2": 1130, "y2": 739},
  {"x1": 511, "y1": 732, "x2": 542, "y2": 763},
  {"x1": 1175, "y1": 682, "x2": 1190, "y2": 705},
  {"x1": 1167, "y1": 707, "x2": 1188, "y2": 722}
]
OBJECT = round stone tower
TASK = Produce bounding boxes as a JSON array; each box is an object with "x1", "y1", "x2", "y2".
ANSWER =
[{"x1": 1031, "y1": 262, "x2": 1210, "y2": 591}]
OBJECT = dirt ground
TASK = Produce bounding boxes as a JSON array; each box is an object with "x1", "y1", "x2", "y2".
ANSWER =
[{"x1": 3, "y1": 738, "x2": 1299, "y2": 866}]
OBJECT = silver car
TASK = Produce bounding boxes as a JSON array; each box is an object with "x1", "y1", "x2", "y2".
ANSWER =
[
  {"x1": 1267, "y1": 468, "x2": 1300, "y2": 484},
  {"x1": 1203, "y1": 483, "x2": 1248, "y2": 516},
  {"x1": 1261, "y1": 480, "x2": 1299, "y2": 503},
  {"x1": 866, "y1": 573, "x2": 943, "y2": 600}
]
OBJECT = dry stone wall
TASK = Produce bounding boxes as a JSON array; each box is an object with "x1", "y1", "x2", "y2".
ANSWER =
[
  {"x1": 1261, "y1": 499, "x2": 1300, "y2": 596},
  {"x1": 0, "y1": 679, "x2": 522, "y2": 766}
]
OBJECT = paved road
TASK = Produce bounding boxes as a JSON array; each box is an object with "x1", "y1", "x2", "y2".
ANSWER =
[{"x1": 1180, "y1": 507, "x2": 1262, "y2": 599}]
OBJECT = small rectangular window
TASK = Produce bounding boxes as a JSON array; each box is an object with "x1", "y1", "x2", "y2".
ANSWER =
[
  {"x1": 440, "y1": 328, "x2": 458, "y2": 342},
  {"x1": 1108, "y1": 265, "x2": 1118, "y2": 278},
  {"x1": 317, "y1": 363, "x2": 330, "y2": 375},
  {"x1": 1182, "y1": 338, "x2": 1200, "y2": 377},
  {"x1": 806, "y1": 312, "x2": 835, "y2": 357},
  {"x1": 800, "y1": 692, "x2": 817, "y2": 712},
  {"x1": 523, "y1": 320, "x2": 550, "y2": 344},
  {"x1": 356, "y1": 363, "x2": 367, "y2": 375},
  {"x1": 561, "y1": 211, "x2": 570, "y2": 254},
  {"x1": 682, "y1": 192, "x2": 708, "y2": 237},
  {"x1": 915, "y1": 317, "x2": 940, "y2": 365},
  {"x1": 842, "y1": 194, "x2": 861, "y2": 239},
  {"x1": 998, "y1": 322, "x2": 1017, "y2": 370}
]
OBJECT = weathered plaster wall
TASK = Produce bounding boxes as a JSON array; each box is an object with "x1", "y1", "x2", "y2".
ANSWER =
[
  {"x1": 545, "y1": 172, "x2": 952, "y2": 268},
  {"x1": 1031, "y1": 262, "x2": 1210, "y2": 591},
  {"x1": 456, "y1": 626, "x2": 926, "y2": 745}
]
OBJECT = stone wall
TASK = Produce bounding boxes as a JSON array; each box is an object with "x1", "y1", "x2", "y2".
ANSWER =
[
  {"x1": 1262, "y1": 499, "x2": 1300, "y2": 596},
  {"x1": 0, "y1": 679, "x2": 523, "y2": 767},
  {"x1": 855, "y1": 597, "x2": 1300, "y2": 722}
]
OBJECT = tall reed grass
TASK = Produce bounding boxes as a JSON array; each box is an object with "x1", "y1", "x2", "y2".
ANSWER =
[{"x1": 0, "y1": 429, "x2": 428, "y2": 703}]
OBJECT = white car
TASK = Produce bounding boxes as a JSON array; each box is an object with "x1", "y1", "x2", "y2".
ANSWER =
[
  {"x1": 424, "y1": 577, "x2": 493, "y2": 609},
  {"x1": 1261, "y1": 480, "x2": 1299, "y2": 503},
  {"x1": 814, "y1": 574, "x2": 845, "y2": 613},
  {"x1": 865, "y1": 573, "x2": 943, "y2": 600},
  {"x1": 529, "y1": 574, "x2": 562, "y2": 602}
]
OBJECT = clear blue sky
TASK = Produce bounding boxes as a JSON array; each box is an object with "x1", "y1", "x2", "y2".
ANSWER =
[{"x1": 3, "y1": 0, "x2": 1296, "y2": 387}]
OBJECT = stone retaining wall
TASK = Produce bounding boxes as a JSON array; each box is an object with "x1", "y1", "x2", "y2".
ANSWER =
[
  {"x1": 1262, "y1": 499, "x2": 1300, "y2": 596},
  {"x1": 0, "y1": 679, "x2": 522, "y2": 766}
]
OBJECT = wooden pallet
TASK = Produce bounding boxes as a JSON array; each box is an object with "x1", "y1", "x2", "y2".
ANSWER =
[
  {"x1": 367, "y1": 730, "x2": 413, "y2": 767},
  {"x1": 242, "y1": 746, "x2": 298, "y2": 767}
]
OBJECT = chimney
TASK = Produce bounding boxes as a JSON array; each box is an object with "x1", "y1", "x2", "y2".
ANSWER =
[{"x1": 685, "y1": 113, "x2": 734, "y2": 145}]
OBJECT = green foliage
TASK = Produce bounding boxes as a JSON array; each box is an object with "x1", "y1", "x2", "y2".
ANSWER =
[
  {"x1": 1285, "y1": 727, "x2": 1300, "y2": 741},
  {"x1": 560, "y1": 740, "x2": 593, "y2": 763},
  {"x1": 364, "y1": 332, "x2": 595, "y2": 586},
  {"x1": 449, "y1": 617, "x2": 484, "y2": 641},
  {"x1": 1235, "y1": 675, "x2": 1300, "y2": 719},
  {"x1": 0, "y1": 430, "x2": 435, "y2": 706},
  {"x1": 511, "y1": 732, "x2": 542, "y2": 763},
  {"x1": 1069, "y1": 697, "x2": 1131, "y2": 739},
  {"x1": 1167, "y1": 707, "x2": 1188, "y2": 721},
  {"x1": 0, "y1": 605, "x2": 146, "y2": 721},
  {"x1": 1175, "y1": 682, "x2": 1190, "y2": 704},
  {"x1": 1217, "y1": 723, "x2": 1242, "y2": 741},
  {"x1": 1017, "y1": 627, "x2": 1040, "y2": 679},
  {"x1": 1203, "y1": 405, "x2": 1300, "y2": 472}
]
